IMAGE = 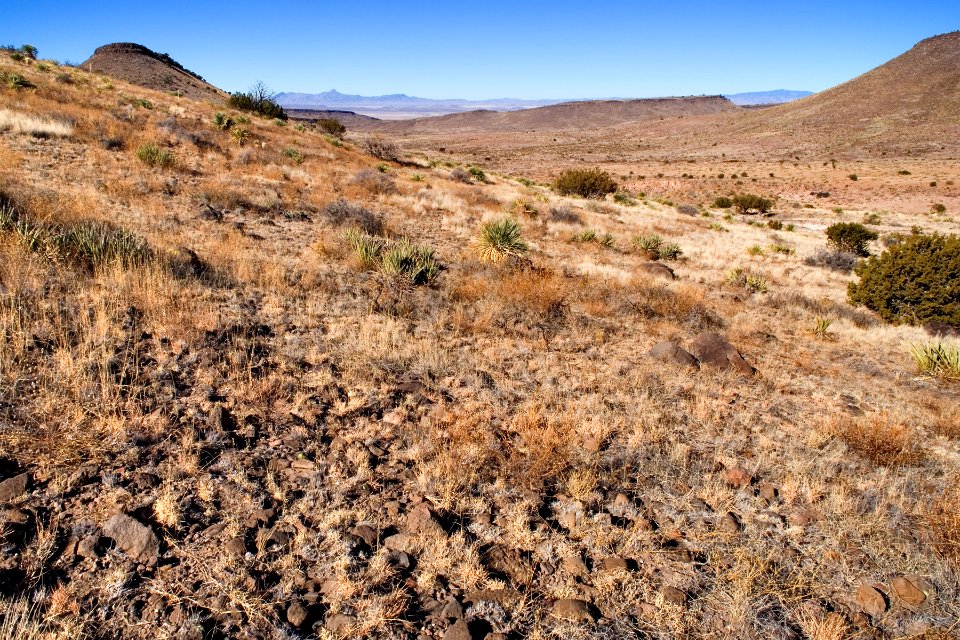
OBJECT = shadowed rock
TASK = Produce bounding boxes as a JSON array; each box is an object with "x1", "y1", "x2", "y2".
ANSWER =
[
  {"x1": 688, "y1": 332, "x2": 756, "y2": 375},
  {"x1": 649, "y1": 341, "x2": 699, "y2": 368}
]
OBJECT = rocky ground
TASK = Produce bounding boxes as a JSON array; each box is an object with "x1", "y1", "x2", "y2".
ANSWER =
[{"x1": 0, "y1": 54, "x2": 959, "y2": 639}]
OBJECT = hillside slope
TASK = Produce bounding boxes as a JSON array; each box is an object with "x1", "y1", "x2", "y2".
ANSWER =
[
  {"x1": 82, "y1": 42, "x2": 226, "y2": 102},
  {"x1": 358, "y1": 96, "x2": 738, "y2": 133}
]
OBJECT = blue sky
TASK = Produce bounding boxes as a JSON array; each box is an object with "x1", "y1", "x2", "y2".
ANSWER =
[{"x1": 4, "y1": 1, "x2": 957, "y2": 99}]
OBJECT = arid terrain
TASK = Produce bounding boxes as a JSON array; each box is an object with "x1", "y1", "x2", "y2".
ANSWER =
[{"x1": 0, "y1": 32, "x2": 958, "y2": 640}]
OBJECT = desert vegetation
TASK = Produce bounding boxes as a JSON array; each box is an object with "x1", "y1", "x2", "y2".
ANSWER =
[{"x1": 0, "y1": 39, "x2": 958, "y2": 640}]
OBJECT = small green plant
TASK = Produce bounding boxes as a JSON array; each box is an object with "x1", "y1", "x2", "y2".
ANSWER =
[
  {"x1": 769, "y1": 243, "x2": 795, "y2": 255},
  {"x1": 747, "y1": 244, "x2": 765, "y2": 256},
  {"x1": 863, "y1": 212, "x2": 882, "y2": 225},
  {"x1": 633, "y1": 233, "x2": 663, "y2": 258},
  {"x1": 273, "y1": 118, "x2": 286, "y2": 127},
  {"x1": 35, "y1": 62, "x2": 50, "y2": 72},
  {"x1": 230, "y1": 126, "x2": 250, "y2": 146},
  {"x1": 468, "y1": 166, "x2": 487, "y2": 183},
  {"x1": 909, "y1": 342, "x2": 960, "y2": 381},
  {"x1": 136, "y1": 143, "x2": 175, "y2": 168},
  {"x1": 411, "y1": 173, "x2": 424, "y2": 182},
  {"x1": 767, "y1": 220, "x2": 783, "y2": 230},
  {"x1": 376, "y1": 163, "x2": 390, "y2": 173},
  {"x1": 659, "y1": 242, "x2": 682, "y2": 260},
  {"x1": 573, "y1": 229, "x2": 597, "y2": 243},
  {"x1": 508, "y1": 197, "x2": 538, "y2": 217},
  {"x1": 932, "y1": 203, "x2": 947, "y2": 214},
  {"x1": 709, "y1": 223, "x2": 729, "y2": 232},
  {"x1": 344, "y1": 229, "x2": 387, "y2": 267},
  {"x1": 325, "y1": 135, "x2": 343, "y2": 147},
  {"x1": 897, "y1": 170, "x2": 912, "y2": 175},
  {"x1": 282, "y1": 147, "x2": 304, "y2": 165},
  {"x1": 812, "y1": 316, "x2": 834, "y2": 340},
  {"x1": 4, "y1": 73, "x2": 32, "y2": 89},
  {"x1": 785, "y1": 224, "x2": 796, "y2": 232},
  {"x1": 727, "y1": 267, "x2": 768, "y2": 293},
  {"x1": 380, "y1": 239, "x2": 441, "y2": 285},
  {"x1": 212, "y1": 112, "x2": 234, "y2": 131},
  {"x1": 476, "y1": 218, "x2": 528, "y2": 264},
  {"x1": 826, "y1": 222, "x2": 878, "y2": 257},
  {"x1": 614, "y1": 192, "x2": 638, "y2": 206},
  {"x1": 135, "y1": 98, "x2": 153, "y2": 109},
  {"x1": 552, "y1": 168, "x2": 618, "y2": 198}
]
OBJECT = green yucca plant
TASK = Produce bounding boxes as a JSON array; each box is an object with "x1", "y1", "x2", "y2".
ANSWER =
[
  {"x1": 230, "y1": 126, "x2": 250, "y2": 147},
  {"x1": 727, "y1": 267, "x2": 768, "y2": 294},
  {"x1": 572, "y1": 229, "x2": 597, "y2": 243},
  {"x1": 344, "y1": 229, "x2": 386, "y2": 267},
  {"x1": 659, "y1": 242, "x2": 682, "y2": 260},
  {"x1": 633, "y1": 233, "x2": 663, "y2": 258},
  {"x1": 212, "y1": 112, "x2": 233, "y2": 131},
  {"x1": 52, "y1": 222, "x2": 152, "y2": 270},
  {"x1": 813, "y1": 316, "x2": 834, "y2": 340},
  {"x1": 909, "y1": 342, "x2": 960, "y2": 381},
  {"x1": 380, "y1": 239, "x2": 440, "y2": 286},
  {"x1": 476, "y1": 218, "x2": 528, "y2": 264}
]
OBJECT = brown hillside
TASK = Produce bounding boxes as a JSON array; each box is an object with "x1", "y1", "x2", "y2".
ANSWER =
[
  {"x1": 82, "y1": 43, "x2": 226, "y2": 102},
  {"x1": 727, "y1": 30, "x2": 960, "y2": 155},
  {"x1": 357, "y1": 95, "x2": 737, "y2": 133}
]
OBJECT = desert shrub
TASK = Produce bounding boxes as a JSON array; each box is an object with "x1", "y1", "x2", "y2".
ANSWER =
[
  {"x1": 769, "y1": 243, "x2": 794, "y2": 255},
  {"x1": 230, "y1": 126, "x2": 249, "y2": 146},
  {"x1": 826, "y1": 222, "x2": 877, "y2": 256},
  {"x1": 228, "y1": 82, "x2": 287, "y2": 120},
  {"x1": 282, "y1": 147, "x2": 304, "y2": 165},
  {"x1": 922, "y1": 481, "x2": 960, "y2": 568},
  {"x1": 552, "y1": 168, "x2": 617, "y2": 198},
  {"x1": 323, "y1": 199, "x2": 384, "y2": 235},
  {"x1": 848, "y1": 233, "x2": 960, "y2": 328},
  {"x1": 732, "y1": 193, "x2": 774, "y2": 214},
  {"x1": 19, "y1": 44, "x2": 38, "y2": 59},
  {"x1": 508, "y1": 197, "x2": 538, "y2": 217},
  {"x1": 727, "y1": 267, "x2": 768, "y2": 293},
  {"x1": 468, "y1": 166, "x2": 487, "y2": 183},
  {"x1": 910, "y1": 341, "x2": 960, "y2": 380},
  {"x1": 932, "y1": 203, "x2": 947, "y2": 214},
  {"x1": 812, "y1": 316, "x2": 833, "y2": 340},
  {"x1": 747, "y1": 244, "x2": 765, "y2": 256},
  {"x1": 2, "y1": 72, "x2": 32, "y2": 89},
  {"x1": 767, "y1": 220, "x2": 783, "y2": 230},
  {"x1": 675, "y1": 203, "x2": 699, "y2": 216},
  {"x1": 352, "y1": 169, "x2": 397, "y2": 195},
  {"x1": 712, "y1": 196, "x2": 733, "y2": 209},
  {"x1": 572, "y1": 230, "x2": 614, "y2": 247},
  {"x1": 862, "y1": 212, "x2": 882, "y2": 225},
  {"x1": 361, "y1": 135, "x2": 402, "y2": 162},
  {"x1": 613, "y1": 192, "x2": 637, "y2": 206},
  {"x1": 848, "y1": 174, "x2": 858, "y2": 181},
  {"x1": 136, "y1": 143, "x2": 175, "y2": 168},
  {"x1": 450, "y1": 167, "x2": 473, "y2": 184},
  {"x1": 317, "y1": 118, "x2": 345, "y2": 137},
  {"x1": 476, "y1": 218, "x2": 528, "y2": 264},
  {"x1": 344, "y1": 229, "x2": 386, "y2": 267},
  {"x1": 633, "y1": 233, "x2": 663, "y2": 258},
  {"x1": 212, "y1": 112, "x2": 233, "y2": 131},
  {"x1": 380, "y1": 239, "x2": 441, "y2": 285},
  {"x1": 804, "y1": 249, "x2": 858, "y2": 273},
  {"x1": 831, "y1": 415, "x2": 924, "y2": 467},
  {"x1": 659, "y1": 242, "x2": 682, "y2": 260},
  {"x1": 898, "y1": 169, "x2": 911, "y2": 175},
  {"x1": 549, "y1": 205, "x2": 581, "y2": 224}
]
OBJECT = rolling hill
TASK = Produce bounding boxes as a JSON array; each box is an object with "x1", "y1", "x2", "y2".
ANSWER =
[{"x1": 81, "y1": 42, "x2": 226, "y2": 102}]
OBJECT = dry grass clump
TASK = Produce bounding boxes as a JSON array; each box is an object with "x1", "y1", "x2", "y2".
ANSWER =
[
  {"x1": 828, "y1": 414, "x2": 925, "y2": 467},
  {"x1": 323, "y1": 198, "x2": 384, "y2": 235},
  {"x1": 0, "y1": 108, "x2": 73, "y2": 138},
  {"x1": 352, "y1": 168, "x2": 398, "y2": 195},
  {"x1": 919, "y1": 478, "x2": 960, "y2": 568},
  {"x1": 360, "y1": 134, "x2": 402, "y2": 161}
]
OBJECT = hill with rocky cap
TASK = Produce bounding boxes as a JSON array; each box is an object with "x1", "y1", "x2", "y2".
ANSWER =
[{"x1": 82, "y1": 42, "x2": 226, "y2": 102}]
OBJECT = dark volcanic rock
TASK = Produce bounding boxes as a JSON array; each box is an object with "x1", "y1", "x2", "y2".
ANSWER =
[{"x1": 688, "y1": 332, "x2": 756, "y2": 375}]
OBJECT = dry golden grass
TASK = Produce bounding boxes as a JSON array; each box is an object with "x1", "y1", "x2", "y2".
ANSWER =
[{"x1": 826, "y1": 413, "x2": 926, "y2": 467}]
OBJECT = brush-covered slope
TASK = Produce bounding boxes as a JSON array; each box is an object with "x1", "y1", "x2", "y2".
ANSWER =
[{"x1": 82, "y1": 42, "x2": 226, "y2": 102}]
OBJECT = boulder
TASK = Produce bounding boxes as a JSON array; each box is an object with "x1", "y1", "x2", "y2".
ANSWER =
[
  {"x1": 551, "y1": 598, "x2": 596, "y2": 623},
  {"x1": 855, "y1": 584, "x2": 888, "y2": 617},
  {"x1": 688, "y1": 333, "x2": 756, "y2": 375},
  {"x1": 103, "y1": 514, "x2": 160, "y2": 565},
  {"x1": 638, "y1": 261, "x2": 675, "y2": 280},
  {"x1": 0, "y1": 473, "x2": 29, "y2": 503},
  {"x1": 649, "y1": 341, "x2": 699, "y2": 368}
]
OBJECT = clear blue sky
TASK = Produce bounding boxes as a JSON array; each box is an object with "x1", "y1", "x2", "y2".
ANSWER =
[{"x1": 4, "y1": 1, "x2": 957, "y2": 99}]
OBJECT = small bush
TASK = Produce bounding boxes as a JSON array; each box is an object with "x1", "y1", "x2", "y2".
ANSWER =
[
  {"x1": 727, "y1": 267, "x2": 768, "y2": 293},
  {"x1": 848, "y1": 174, "x2": 858, "y2": 181},
  {"x1": 633, "y1": 233, "x2": 663, "y2": 258},
  {"x1": 352, "y1": 169, "x2": 397, "y2": 195},
  {"x1": 732, "y1": 194, "x2": 774, "y2": 214},
  {"x1": 804, "y1": 249, "x2": 858, "y2": 273},
  {"x1": 450, "y1": 167, "x2": 473, "y2": 184},
  {"x1": 660, "y1": 242, "x2": 682, "y2": 260},
  {"x1": 613, "y1": 192, "x2": 638, "y2": 206},
  {"x1": 317, "y1": 118, "x2": 346, "y2": 137},
  {"x1": 476, "y1": 218, "x2": 528, "y2": 264},
  {"x1": 323, "y1": 199, "x2": 384, "y2": 235},
  {"x1": 508, "y1": 197, "x2": 538, "y2": 217},
  {"x1": 468, "y1": 166, "x2": 488, "y2": 183},
  {"x1": 361, "y1": 135, "x2": 402, "y2": 162},
  {"x1": 848, "y1": 232, "x2": 960, "y2": 329},
  {"x1": 3, "y1": 73, "x2": 32, "y2": 89},
  {"x1": 212, "y1": 112, "x2": 233, "y2": 131},
  {"x1": 767, "y1": 220, "x2": 783, "y2": 230},
  {"x1": 910, "y1": 341, "x2": 960, "y2": 380},
  {"x1": 553, "y1": 168, "x2": 617, "y2": 198},
  {"x1": 932, "y1": 203, "x2": 947, "y2": 214},
  {"x1": 826, "y1": 222, "x2": 877, "y2": 256},
  {"x1": 380, "y1": 239, "x2": 441, "y2": 285},
  {"x1": 282, "y1": 147, "x2": 304, "y2": 165},
  {"x1": 230, "y1": 126, "x2": 250, "y2": 146},
  {"x1": 747, "y1": 244, "x2": 765, "y2": 256},
  {"x1": 832, "y1": 415, "x2": 924, "y2": 467},
  {"x1": 812, "y1": 316, "x2": 833, "y2": 340},
  {"x1": 136, "y1": 143, "x2": 175, "y2": 168},
  {"x1": 675, "y1": 203, "x2": 699, "y2": 216}
]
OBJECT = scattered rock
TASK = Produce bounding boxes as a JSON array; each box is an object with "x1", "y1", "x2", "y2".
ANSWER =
[
  {"x1": 440, "y1": 597, "x2": 463, "y2": 620},
  {"x1": 724, "y1": 467, "x2": 752, "y2": 489},
  {"x1": 384, "y1": 532, "x2": 415, "y2": 553},
  {"x1": 198, "y1": 204, "x2": 223, "y2": 222},
  {"x1": 758, "y1": 482, "x2": 777, "y2": 501},
  {"x1": 660, "y1": 586, "x2": 688, "y2": 606},
  {"x1": 649, "y1": 341, "x2": 700, "y2": 368},
  {"x1": 484, "y1": 545, "x2": 534, "y2": 585},
  {"x1": 225, "y1": 536, "x2": 247, "y2": 556},
  {"x1": 718, "y1": 512, "x2": 741, "y2": 533},
  {"x1": 855, "y1": 584, "x2": 888, "y2": 618},
  {"x1": 350, "y1": 523, "x2": 378, "y2": 547},
  {"x1": 103, "y1": 514, "x2": 160, "y2": 565},
  {"x1": 405, "y1": 503, "x2": 445, "y2": 536},
  {"x1": 688, "y1": 332, "x2": 756, "y2": 375},
  {"x1": 286, "y1": 601, "x2": 308, "y2": 628},
  {"x1": 562, "y1": 555, "x2": 589, "y2": 577},
  {"x1": 601, "y1": 556, "x2": 628, "y2": 572},
  {"x1": 325, "y1": 613, "x2": 356, "y2": 635},
  {"x1": 551, "y1": 598, "x2": 596, "y2": 623},
  {"x1": 0, "y1": 473, "x2": 29, "y2": 503},
  {"x1": 891, "y1": 575, "x2": 931, "y2": 609},
  {"x1": 442, "y1": 619, "x2": 471, "y2": 640},
  {"x1": 638, "y1": 261, "x2": 676, "y2": 280}
]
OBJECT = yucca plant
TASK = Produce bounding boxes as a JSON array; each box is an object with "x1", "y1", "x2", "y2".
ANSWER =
[
  {"x1": 659, "y1": 242, "x2": 682, "y2": 260},
  {"x1": 813, "y1": 316, "x2": 834, "y2": 340},
  {"x1": 572, "y1": 230, "x2": 597, "y2": 243},
  {"x1": 380, "y1": 239, "x2": 440, "y2": 286},
  {"x1": 727, "y1": 267, "x2": 769, "y2": 293},
  {"x1": 212, "y1": 112, "x2": 233, "y2": 131},
  {"x1": 476, "y1": 218, "x2": 528, "y2": 264},
  {"x1": 344, "y1": 229, "x2": 386, "y2": 267},
  {"x1": 633, "y1": 233, "x2": 663, "y2": 258},
  {"x1": 909, "y1": 342, "x2": 960, "y2": 381},
  {"x1": 52, "y1": 221, "x2": 153, "y2": 270},
  {"x1": 230, "y1": 126, "x2": 250, "y2": 147}
]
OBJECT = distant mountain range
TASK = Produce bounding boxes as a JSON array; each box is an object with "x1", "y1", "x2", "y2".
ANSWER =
[
  {"x1": 273, "y1": 88, "x2": 813, "y2": 118},
  {"x1": 726, "y1": 89, "x2": 814, "y2": 105}
]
